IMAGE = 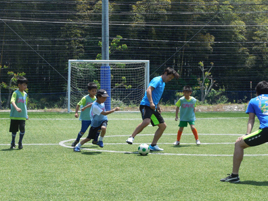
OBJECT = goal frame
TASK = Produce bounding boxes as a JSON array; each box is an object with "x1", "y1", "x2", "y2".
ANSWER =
[{"x1": 67, "y1": 60, "x2": 150, "y2": 113}]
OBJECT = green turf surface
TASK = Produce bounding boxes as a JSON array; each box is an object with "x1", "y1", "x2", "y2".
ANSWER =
[{"x1": 1, "y1": 111, "x2": 267, "y2": 200}]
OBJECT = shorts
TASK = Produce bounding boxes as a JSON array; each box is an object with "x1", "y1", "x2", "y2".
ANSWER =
[
  {"x1": 80, "y1": 120, "x2": 91, "y2": 133},
  {"x1": 9, "y1": 120, "x2": 25, "y2": 133},
  {"x1": 86, "y1": 121, "x2": 108, "y2": 139},
  {"x1": 243, "y1": 128, "x2": 268, "y2": 146},
  {"x1": 179, "y1": 121, "x2": 195, "y2": 127},
  {"x1": 139, "y1": 105, "x2": 164, "y2": 126}
]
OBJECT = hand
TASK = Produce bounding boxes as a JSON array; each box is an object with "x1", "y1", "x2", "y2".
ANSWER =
[
  {"x1": 17, "y1": 108, "x2": 22, "y2": 112},
  {"x1": 75, "y1": 113, "x2": 79, "y2": 118},
  {"x1": 81, "y1": 107, "x2": 86, "y2": 112},
  {"x1": 150, "y1": 102, "x2": 155, "y2": 110},
  {"x1": 175, "y1": 117, "x2": 178, "y2": 121},
  {"x1": 26, "y1": 115, "x2": 29, "y2": 120},
  {"x1": 157, "y1": 107, "x2": 161, "y2": 113},
  {"x1": 114, "y1": 107, "x2": 120, "y2": 111}
]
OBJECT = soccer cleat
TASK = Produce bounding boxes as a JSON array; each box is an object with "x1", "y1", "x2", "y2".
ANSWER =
[
  {"x1": 92, "y1": 140, "x2": 98, "y2": 145},
  {"x1": 10, "y1": 143, "x2": 16, "y2": 149},
  {"x1": 97, "y1": 141, "x2": 104, "y2": 148},
  {"x1": 173, "y1": 141, "x2": 180, "y2": 146},
  {"x1": 18, "y1": 143, "x2": 23, "y2": 149},
  {"x1": 126, "y1": 137, "x2": 134, "y2": 144},
  {"x1": 220, "y1": 174, "x2": 240, "y2": 183},
  {"x1": 149, "y1": 145, "x2": 164, "y2": 151},
  {"x1": 71, "y1": 140, "x2": 79, "y2": 147},
  {"x1": 73, "y1": 146, "x2": 81, "y2": 152},
  {"x1": 196, "y1": 140, "x2": 201, "y2": 145}
]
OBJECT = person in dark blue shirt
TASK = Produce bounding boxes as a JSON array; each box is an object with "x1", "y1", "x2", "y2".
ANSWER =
[{"x1": 221, "y1": 81, "x2": 268, "y2": 183}]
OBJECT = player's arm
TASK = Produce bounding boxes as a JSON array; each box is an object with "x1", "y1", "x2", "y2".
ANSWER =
[
  {"x1": 175, "y1": 107, "x2": 179, "y2": 121},
  {"x1": 147, "y1": 86, "x2": 155, "y2": 110},
  {"x1": 81, "y1": 103, "x2": 93, "y2": 111},
  {"x1": 75, "y1": 105, "x2": 80, "y2": 118},
  {"x1": 246, "y1": 112, "x2": 255, "y2": 135},
  {"x1": 157, "y1": 103, "x2": 161, "y2": 113},
  {"x1": 101, "y1": 107, "x2": 120, "y2": 115},
  {"x1": 11, "y1": 92, "x2": 21, "y2": 112}
]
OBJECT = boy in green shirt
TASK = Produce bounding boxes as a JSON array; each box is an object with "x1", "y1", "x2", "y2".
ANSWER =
[
  {"x1": 72, "y1": 82, "x2": 98, "y2": 147},
  {"x1": 9, "y1": 76, "x2": 28, "y2": 149}
]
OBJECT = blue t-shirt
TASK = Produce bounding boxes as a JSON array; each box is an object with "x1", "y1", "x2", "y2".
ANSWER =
[
  {"x1": 140, "y1": 76, "x2": 165, "y2": 108},
  {"x1": 90, "y1": 101, "x2": 108, "y2": 127},
  {"x1": 246, "y1": 94, "x2": 268, "y2": 129}
]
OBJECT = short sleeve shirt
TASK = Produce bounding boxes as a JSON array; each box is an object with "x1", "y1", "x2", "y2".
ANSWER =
[
  {"x1": 90, "y1": 101, "x2": 108, "y2": 127},
  {"x1": 140, "y1": 76, "x2": 165, "y2": 108},
  {"x1": 175, "y1": 96, "x2": 196, "y2": 121},
  {"x1": 246, "y1": 94, "x2": 268, "y2": 129}
]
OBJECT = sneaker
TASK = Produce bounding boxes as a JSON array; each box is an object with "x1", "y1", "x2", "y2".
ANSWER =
[
  {"x1": 173, "y1": 141, "x2": 180, "y2": 146},
  {"x1": 126, "y1": 137, "x2": 134, "y2": 144},
  {"x1": 18, "y1": 143, "x2": 23, "y2": 149},
  {"x1": 149, "y1": 145, "x2": 164, "y2": 151},
  {"x1": 92, "y1": 140, "x2": 98, "y2": 145},
  {"x1": 71, "y1": 140, "x2": 79, "y2": 147},
  {"x1": 220, "y1": 174, "x2": 240, "y2": 183},
  {"x1": 196, "y1": 140, "x2": 201, "y2": 145},
  {"x1": 10, "y1": 143, "x2": 16, "y2": 149},
  {"x1": 97, "y1": 141, "x2": 104, "y2": 148},
  {"x1": 73, "y1": 146, "x2": 81, "y2": 152}
]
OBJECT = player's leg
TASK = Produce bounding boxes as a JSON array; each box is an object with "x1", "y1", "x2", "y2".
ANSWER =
[
  {"x1": 190, "y1": 123, "x2": 200, "y2": 145},
  {"x1": 174, "y1": 122, "x2": 185, "y2": 145},
  {"x1": 149, "y1": 110, "x2": 165, "y2": 151},
  {"x1": 97, "y1": 121, "x2": 108, "y2": 148},
  {"x1": 126, "y1": 105, "x2": 152, "y2": 144},
  {"x1": 72, "y1": 120, "x2": 91, "y2": 147},
  {"x1": 18, "y1": 120, "x2": 26, "y2": 149},
  {"x1": 9, "y1": 120, "x2": 19, "y2": 149}
]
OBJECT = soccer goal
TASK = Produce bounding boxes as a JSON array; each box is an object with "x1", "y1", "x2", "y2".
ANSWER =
[{"x1": 67, "y1": 60, "x2": 150, "y2": 112}]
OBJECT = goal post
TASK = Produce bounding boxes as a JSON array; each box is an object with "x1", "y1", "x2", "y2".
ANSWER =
[{"x1": 67, "y1": 60, "x2": 150, "y2": 113}]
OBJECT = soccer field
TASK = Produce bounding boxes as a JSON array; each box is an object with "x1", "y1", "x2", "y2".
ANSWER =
[{"x1": 1, "y1": 111, "x2": 267, "y2": 200}]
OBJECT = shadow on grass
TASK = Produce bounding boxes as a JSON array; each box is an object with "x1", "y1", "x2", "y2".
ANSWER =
[
  {"x1": 173, "y1": 145, "x2": 191, "y2": 148},
  {"x1": 82, "y1": 151, "x2": 102, "y2": 155},
  {"x1": 239, "y1": 181, "x2": 268, "y2": 186},
  {"x1": 1, "y1": 148, "x2": 19, "y2": 151}
]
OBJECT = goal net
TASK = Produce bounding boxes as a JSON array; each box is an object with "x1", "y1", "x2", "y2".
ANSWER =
[{"x1": 67, "y1": 60, "x2": 150, "y2": 112}]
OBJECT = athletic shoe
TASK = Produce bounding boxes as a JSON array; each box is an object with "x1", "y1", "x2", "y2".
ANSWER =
[
  {"x1": 126, "y1": 137, "x2": 134, "y2": 144},
  {"x1": 73, "y1": 146, "x2": 81, "y2": 152},
  {"x1": 97, "y1": 141, "x2": 104, "y2": 148},
  {"x1": 10, "y1": 143, "x2": 16, "y2": 149},
  {"x1": 196, "y1": 140, "x2": 201, "y2": 145},
  {"x1": 149, "y1": 145, "x2": 164, "y2": 151},
  {"x1": 71, "y1": 140, "x2": 79, "y2": 147},
  {"x1": 18, "y1": 143, "x2": 23, "y2": 149},
  {"x1": 173, "y1": 141, "x2": 180, "y2": 146},
  {"x1": 220, "y1": 174, "x2": 240, "y2": 183},
  {"x1": 92, "y1": 140, "x2": 98, "y2": 145}
]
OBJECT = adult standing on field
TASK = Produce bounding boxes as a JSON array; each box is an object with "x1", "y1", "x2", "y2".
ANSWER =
[
  {"x1": 126, "y1": 67, "x2": 179, "y2": 151},
  {"x1": 221, "y1": 81, "x2": 268, "y2": 183}
]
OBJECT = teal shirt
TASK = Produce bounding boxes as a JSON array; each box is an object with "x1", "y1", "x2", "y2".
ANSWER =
[
  {"x1": 10, "y1": 90, "x2": 28, "y2": 120},
  {"x1": 175, "y1": 96, "x2": 196, "y2": 122},
  {"x1": 78, "y1": 95, "x2": 96, "y2": 121}
]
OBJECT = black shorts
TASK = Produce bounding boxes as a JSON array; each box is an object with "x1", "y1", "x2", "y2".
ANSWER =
[
  {"x1": 86, "y1": 121, "x2": 108, "y2": 139},
  {"x1": 139, "y1": 105, "x2": 164, "y2": 126},
  {"x1": 243, "y1": 128, "x2": 268, "y2": 146},
  {"x1": 9, "y1": 120, "x2": 25, "y2": 133}
]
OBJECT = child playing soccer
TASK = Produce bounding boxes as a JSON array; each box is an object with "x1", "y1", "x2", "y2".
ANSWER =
[
  {"x1": 74, "y1": 89, "x2": 120, "y2": 152},
  {"x1": 72, "y1": 82, "x2": 98, "y2": 147},
  {"x1": 174, "y1": 85, "x2": 201, "y2": 146},
  {"x1": 9, "y1": 76, "x2": 28, "y2": 149}
]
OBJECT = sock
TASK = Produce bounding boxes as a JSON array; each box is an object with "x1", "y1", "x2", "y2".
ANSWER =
[
  {"x1": 94, "y1": 132, "x2": 100, "y2": 142},
  {"x1": 77, "y1": 143, "x2": 82, "y2": 148},
  {"x1": 231, "y1": 173, "x2": 238, "y2": 177},
  {"x1": 19, "y1": 132, "x2": 25, "y2": 144},
  {"x1": 99, "y1": 136, "x2": 104, "y2": 141},
  {"x1": 76, "y1": 132, "x2": 84, "y2": 142},
  {"x1": 192, "y1": 128, "x2": 199, "y2": 140},
  {"x1": 151, "y1": 144, "x2": 156, "y2": 146},
  {"x1": 11, "y1": 133, "x2": 16, "y2": 144},
  {"x1": 177, "y1": 130, "x2": 182, "y2": 141}
]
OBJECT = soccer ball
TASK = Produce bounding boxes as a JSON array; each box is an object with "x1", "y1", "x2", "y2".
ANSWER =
[{"x1": 138, "y1": 143, "x2": 150, "y2": 156}]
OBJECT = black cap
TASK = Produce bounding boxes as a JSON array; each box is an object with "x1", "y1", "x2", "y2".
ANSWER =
[{"x1": 97, "y1": 89, "x2": 109, "y2": 97}]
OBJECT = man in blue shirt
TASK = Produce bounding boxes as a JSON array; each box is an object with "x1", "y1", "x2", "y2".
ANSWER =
[
  {"x1": 126, "y1": 67, "x2": 179, "y2": 151},
  {"x1": 221, "y1": 81, "x2": 268, "y2": 183}
]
